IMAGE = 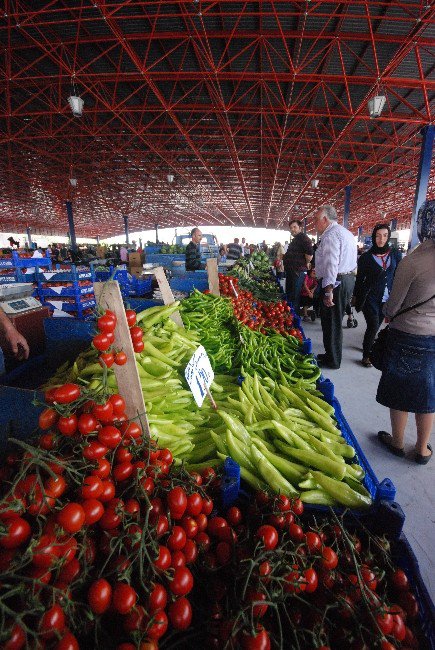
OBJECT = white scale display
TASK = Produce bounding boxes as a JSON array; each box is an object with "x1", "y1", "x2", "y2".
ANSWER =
[{"x1": 1, "y1": 296, "x2": 42, "y2": 314}]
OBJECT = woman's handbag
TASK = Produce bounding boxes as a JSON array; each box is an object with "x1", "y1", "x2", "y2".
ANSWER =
[
  {"x1": 369, "y1": 293, "x2": 435, "y2": 370},
  {"x1": 369, "y1": 326, "x2": 390, "y2": 370}
]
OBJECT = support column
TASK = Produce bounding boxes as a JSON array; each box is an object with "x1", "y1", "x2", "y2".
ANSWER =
[
  {"x1": 123, "y1": 215, "x2": 129, "y2": 245},
  {"x1": 303, "y1": 218, "x2": 307, "y2": 234},
  {"x1": 357, "y1": 226, "x2": 363, "y2": 240},
  {"x1": 26, "y1": 226, "x2": 32, "y2": 247},
  {"x1": 96, "y1": 235, "x2": 100, "y2": 244},
  {"x1": 409, "y1": 125, "x2": 434, "y2": 248},
  {"x1": 343, "y1": 185, "x2": 351, "y2": 229},
  {"x1": 155, "y1": 223, "x2": 159, "y2": 244},
  {"x1": 390, "y1": 218, "x2": 398, "y2": 231},
  {"x1": 66, "y1": 201, "x2": 77, "y2": 252}
]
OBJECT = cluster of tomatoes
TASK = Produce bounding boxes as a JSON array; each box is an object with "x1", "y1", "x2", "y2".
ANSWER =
[
  {"x1": 192, "y1": 490, "x2": 424, "y2": 650},
  {"x1": 91, "y1": 309, "x2": 130, "y2": 368},
  {"x1": 219, "y1": 275, "x2": 301, "y2": 338},
  {"x1": 0, "y1": 381, "x2": 224, "y2": 649},
  {"x1": 41, "y1": 282, "x2": 93, "y2": 289}
]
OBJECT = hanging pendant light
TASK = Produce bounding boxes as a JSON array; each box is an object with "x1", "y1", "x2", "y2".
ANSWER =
[
  {"x1": 311, "y1": 179, "x2": 319, "y2": 189},
  {"x1": 367, "y1": 95, "x2": 386, "y2": 118},
  {"x1": 68, "y1": 95, "x2": 84, "y2": 117}
]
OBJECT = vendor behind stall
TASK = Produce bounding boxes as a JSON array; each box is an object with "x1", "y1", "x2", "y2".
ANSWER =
[{"x1": 185, "y1": 228, "x2": 205, "y2": 271}]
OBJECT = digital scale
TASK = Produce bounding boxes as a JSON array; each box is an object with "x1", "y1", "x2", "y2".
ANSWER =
[{"x1": 0, "y1": 284, "x2": 41, "y2": 314}]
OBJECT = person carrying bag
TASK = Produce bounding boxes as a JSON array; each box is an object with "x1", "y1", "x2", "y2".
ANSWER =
[
  {"x1": 370, "y1": 293, "x2": 435, "y2": 370},
  {"x1": 374, "y1": 199, "x2": 435, "y2": 465}
]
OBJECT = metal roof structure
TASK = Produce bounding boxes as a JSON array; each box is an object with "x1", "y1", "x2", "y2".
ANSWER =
[{"x1": 0, "y1": 1, "x2": 434, "y2": 238}]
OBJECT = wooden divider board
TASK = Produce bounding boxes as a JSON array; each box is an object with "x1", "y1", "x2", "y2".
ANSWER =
[
  {"x1": 153, "y1": 266, "x2": 184, "y2": 327},
  {"x1": 94, "y1": 281, "x2": 146, "y2": 420},
  {"x1": 206, "y1": 258, "x2": 220, "y2": 296}
]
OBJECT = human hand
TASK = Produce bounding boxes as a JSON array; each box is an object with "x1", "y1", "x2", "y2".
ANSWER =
[
  {"x1": 3, "y1": 326, "x2": 30, "y2": 360},
  {"x1": 322, "y1": 294, "x2": 334, "y2": 308}
]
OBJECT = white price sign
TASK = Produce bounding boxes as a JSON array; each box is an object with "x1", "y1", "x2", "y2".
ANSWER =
[{"x1": 184, "y1": 345, "x2": 215, "y2": 407}]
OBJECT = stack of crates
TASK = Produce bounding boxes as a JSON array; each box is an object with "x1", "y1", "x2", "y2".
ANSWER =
[
  {"x1": 94, "y1": 266, "x2": 130, "y2": 299},
  {"x1": 0, "y1": 251, "x2": 52, "y2": 286},
  {"x1": 36, "y1": 265, "x2": 96, "y2": 320}
]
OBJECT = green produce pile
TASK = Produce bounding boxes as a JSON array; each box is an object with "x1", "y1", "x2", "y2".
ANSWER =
[
  {"x1": 228, "y1": 250, "x2": 281, "y2": 301},
  {"x1": 186, "y1": 373, "x2": 371, "y2": 509},
  {"x1": 180, "y1": 290, "x2": 240, "y2": 373},
  {"x1": 46, "y1": 303, "x2": 371, "y2": 508},
  {"x1": 238, "y1": 323, "x2": 320, "y2": 388},
  {"x1": 159, "y1": 243, "x2": 186, "y2": 253}
]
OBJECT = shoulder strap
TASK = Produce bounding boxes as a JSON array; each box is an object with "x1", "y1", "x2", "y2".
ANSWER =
[{"x1": 391, "y1": 293, "x2": 435, "y2": 322}]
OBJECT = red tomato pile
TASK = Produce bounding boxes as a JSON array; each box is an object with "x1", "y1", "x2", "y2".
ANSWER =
[
  {"x1": 125, "y1": 309, "x2": 145, "y2": 354},
  {"x1": 190, "y1": 492, "x2": 425, "y2": 650},
  {"x1": 92, "y1": 309, "x2": 129, "y2": 368},
  {"x1": 219, "y1": 275, "x2": 301, "y2": 338},
  {"x1": 0, "y1": 381, "x2": 222, "y2": 649}
]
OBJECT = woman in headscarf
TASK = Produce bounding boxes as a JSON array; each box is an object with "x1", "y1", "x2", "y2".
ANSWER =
[
  {"x1": 353, "y1": 223, "x2": 402, "y2": 367},
  {"x1": 376, "y1": 200, "x2": 435, "y2": 464}
]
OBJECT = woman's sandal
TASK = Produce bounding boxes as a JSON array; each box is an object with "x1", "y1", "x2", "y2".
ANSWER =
[
  {"x1": 377, "y1": 431, "x2": 405, "y2": 457},
  {"x1": 415, "y1": 444, "x2": 432, "y2": 465}
]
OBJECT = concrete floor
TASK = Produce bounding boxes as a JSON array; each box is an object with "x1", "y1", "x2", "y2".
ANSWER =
[{"x1": 302, "y1": 315, "x2": 434, "y2": 601}]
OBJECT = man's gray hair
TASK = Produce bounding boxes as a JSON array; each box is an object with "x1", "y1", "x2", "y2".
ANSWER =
[{"x1": 320, "y1": 205, "x2": 338, "y2": 222}]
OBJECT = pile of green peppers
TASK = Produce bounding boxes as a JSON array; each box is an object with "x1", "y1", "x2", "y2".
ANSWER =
[
  {"x1": 180, "y1": 290, "x2": 240, "y2": 372},
  {"x1": 238, "y1": 324, "x2": 321, "y2": 388},
  {"x1": 45, "y1": 303, "x2": 371, "y2": 509}
]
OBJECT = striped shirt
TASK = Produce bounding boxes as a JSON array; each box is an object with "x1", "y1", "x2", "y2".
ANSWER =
[{"x1": 315, "y1": 222, "x2": 357, "y2": 288}]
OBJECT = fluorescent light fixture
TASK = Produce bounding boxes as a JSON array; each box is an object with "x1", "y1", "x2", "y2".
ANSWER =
[
  {"x1": 367, "y1": 95, "x2": 386, "y2": 118},
  {"x1": 69, "y1": 178, "x2": 77, "y2": 187},
  {"x1": 167, "y1": 173, "x2": 175, "y2": 183},
  {"x1": 311, "y1": 179, "x2": 319, "y2": 189},
  {"x1": 67, "y1": 95, "x2": 84, "y2": 117}
]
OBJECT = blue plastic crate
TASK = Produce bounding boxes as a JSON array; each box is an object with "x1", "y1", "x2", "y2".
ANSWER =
[
  {"x1": 170, "y1": 276, "x2": 209, "y2": 293},
  {"x1": 129, "y1": 275, "x2": 153, "y2": 296},
  {"x1": 15, "y1": 270, "x2": 36, "y2": 282},
  {"x1": 332, "y1": 396, "x2": 396, "y2": 502},
  {"x1": 393, "y1": 533, "x2": 435, "y2": 649},
  {"x1": 39, "y1": 284, "x2": 94, "y2": 298},
  {"x1": 0, "y1": 274, "x2": 17, "y2": 283},
  {"x1": 0, "y1": 258, "x2": 14, "y2": 268},
  {"x1": 37, "y1": 268, "x2": 93, "y2": 282},
  {"x1": 127, "y1": 298, "x2": 164, "y2": 312},
  {"x1": 12, "y1": 251, "x2": 51, "y2": 269},
  {"x1": 221, "y1": 457, "x2": 241, "y2": 509},
  {"x1": 145, "y1": 253, "x2": 185, "y2": 268},
  {"x1": 145, "y1": 246, "x2": 161, "y2": 255}
]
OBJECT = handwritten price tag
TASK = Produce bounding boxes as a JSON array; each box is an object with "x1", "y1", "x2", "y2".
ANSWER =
[{"x1": 184, "y1": 345, "x2": 215, "y2": 407}]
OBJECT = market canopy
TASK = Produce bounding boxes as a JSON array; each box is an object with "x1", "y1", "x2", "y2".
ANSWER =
[{"x1": 0, "y1": 1, "x2": 434, "y2": 238}]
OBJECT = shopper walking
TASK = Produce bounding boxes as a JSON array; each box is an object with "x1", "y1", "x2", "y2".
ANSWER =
[
  {"x1": 314, "y1": 205, "x2": 357, "y2": 369},
  {"x1": 185, "y1": 227, "x2": 204, "y2": 271},
  {"x1": 283, "y1": 220, "x2": 313, "y2": 315},
  {"x1": 353, "y1": 223, "x2": 402, "y2": 367},
  {"x1": 376, "y1": 200, "x2": 435, "y2": 464}
]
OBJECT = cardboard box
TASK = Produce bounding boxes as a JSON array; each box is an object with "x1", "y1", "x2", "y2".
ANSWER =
[{"x1": 128, "y1": 252, "x2": 142, "y2": 267}]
